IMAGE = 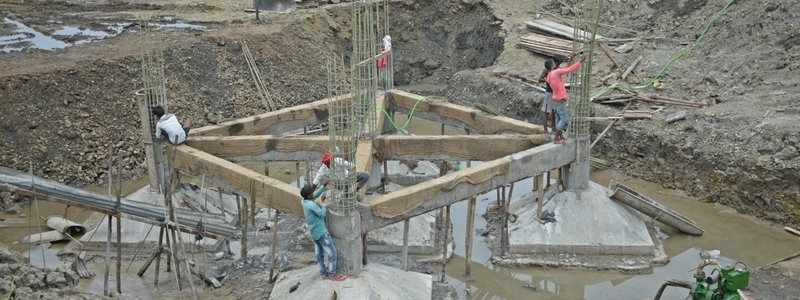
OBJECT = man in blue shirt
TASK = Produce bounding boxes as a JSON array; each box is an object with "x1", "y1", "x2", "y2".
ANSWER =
[{"x1": 300, "y1": 185, "x2": 347, "y2": 281}]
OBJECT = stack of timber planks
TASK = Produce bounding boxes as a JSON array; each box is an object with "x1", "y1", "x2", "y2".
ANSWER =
[
  {"x1": 518, "y1": 19, "x2": 606, "y2": 57},
  {"x1": 518, "y1": 32, "x2": 573, "y2": 58}
]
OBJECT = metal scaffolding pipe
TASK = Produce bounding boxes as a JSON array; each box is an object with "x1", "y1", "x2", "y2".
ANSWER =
[{"x1": 0, "y1": 167, "x2": 237, "y2": 238}]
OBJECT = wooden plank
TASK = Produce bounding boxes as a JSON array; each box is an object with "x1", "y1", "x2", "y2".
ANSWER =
[
  {"x1": 599, "y1": 43, "x2": 623, "y2": 70},
  {"x1": 622, "y1": 56, "x2": 643, "y2": 80},
  {"x1": 186, "y1": 135, "x2": 330, "y2": 160},
  {"x1": 666, "y1": 110, "x2": 687, "y2": 123},
  {"x1": 529, "y1": 19, "x2": 606, "y2": 40},
  {"x1": 520, "y1": 33, "x2": 574, "y2": 45},
  {"x1": 518, "y1": 42, "x2": 573, "y2": 52},
  {"x1": 388, "y1": 90, "x2": 544, "y2": 135},
  {"x1": 189, "y1": 93, "x2": 351, "y2": 137},
  {"x1": 622, "y1": 111, "x2": 652, "y2": 119},
  {"x1": 169, "y1": 146, "x2": 303, "y2": 217},
  {"x1": 376, "y1": 135, "x2": 548, "y2": 161}
]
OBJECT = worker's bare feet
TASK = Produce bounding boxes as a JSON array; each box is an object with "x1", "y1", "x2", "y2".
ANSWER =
[{"x1": 183, "y1": 118, "x2": 193, "y2": 129}]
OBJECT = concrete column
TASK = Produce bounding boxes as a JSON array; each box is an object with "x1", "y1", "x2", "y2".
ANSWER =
[
  {"x1": 327, "y1": 210, "x2": 363, "y2": 276},
  {"x1": 381, "y1": 108, "x2": 396, "y2": 134},
  {"x1": 152, "y1": 141, "x2": 167, "y2": 194},
  {"x1": 566, "y1": 138, "x2": 590, "y2": 190},
  {"x1": 367, "y1": 157, "x2": 382, "y2": 189}
]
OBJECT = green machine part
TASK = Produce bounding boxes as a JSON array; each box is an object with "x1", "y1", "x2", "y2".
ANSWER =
[{"x1": 690, "y1": 263, "x2": 750, "y2": 300}]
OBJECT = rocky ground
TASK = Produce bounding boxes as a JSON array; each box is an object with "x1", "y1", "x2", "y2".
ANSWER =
[
  {"x1": 0, "y1": 0, "x2": 799, "y2": 299},
  {"x1": 747, "y1": 259, "x2": 800, "y2": 299},
  {"x1": 0, "y1": 245, "x2": 102, "y2": 300}
]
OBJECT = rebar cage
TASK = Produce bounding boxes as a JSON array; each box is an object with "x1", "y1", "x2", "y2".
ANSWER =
[
  {"x1": 140, "y1": 15, "x2": 168, "y2": 140},
  {"x1": 327, "y1": 55, "x2": 358, "y2": 213},
  {"x1": 351, "y1": 0, "x2": 378, "y2": 139},
  {"x1": 568, "y1": 0, "x2": 603, "y2": 140}
]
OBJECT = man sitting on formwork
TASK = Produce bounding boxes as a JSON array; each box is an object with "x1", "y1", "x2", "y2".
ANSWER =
[
  {"x1": 312, "y1": 152, "x2": 370, "y2": 202},
  {"x1": 152, "y1": 105, "x2": 192, "y2": 145}
]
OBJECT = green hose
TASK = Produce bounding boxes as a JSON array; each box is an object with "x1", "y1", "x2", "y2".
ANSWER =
[
  {"x1": 591, "y1": 0, "x2": 737, "y2": 98},
  {"x1": 373, "y1": 96, "x2": 463, "y2": 170}
]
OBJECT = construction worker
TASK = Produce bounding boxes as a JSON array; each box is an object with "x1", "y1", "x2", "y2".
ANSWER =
[
  {"x1": 537, "y1": 54, "x2": 569, "y2": 133},
  {"x1": 300, "y1": 184, "x2": 347, "y2": 281},
  {"x1": 312, "y1": 152, "x2": 370, "y2": 202},
  {"x1": 546, "y1": 55, "x2": 585, "y2": 144},
  {"x1": 152, "y1": 106, "x2": 192, "y2": 145}
]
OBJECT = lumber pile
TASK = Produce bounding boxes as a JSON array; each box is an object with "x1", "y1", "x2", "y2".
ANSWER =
[
  {"x1": 524, "y1": 19, "x2": 606, "y2": 42},
  {"x1": 518, "y1": 32, "x2": 573, "y2": 58}
]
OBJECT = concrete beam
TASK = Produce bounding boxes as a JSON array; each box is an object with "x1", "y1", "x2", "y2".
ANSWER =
[
  {"x1": 376, "y1": 135, "x2": 548, "y2": 161},
  {"x1": 360, "y1": 140, "x2": 576, "y2": 232},
  {"x1": 169, "y1": 146, "x2": 303, "y2": 217},
  {"x1": 185, "y1": 135, "x2": 331, "y2": 162},
  {"x1": 189, "y1": 94, "x2": 350, "y2": 137},
  {"x1": 388, "y1": 90, "x2": 544, "y2": 135}
]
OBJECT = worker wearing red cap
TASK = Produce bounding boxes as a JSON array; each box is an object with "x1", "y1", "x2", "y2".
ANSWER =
[{"x1": 312, "y1": 152, "x2": 370, "y2": 201}]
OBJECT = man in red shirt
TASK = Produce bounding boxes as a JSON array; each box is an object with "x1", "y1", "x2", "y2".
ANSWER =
[
  {"x1": 545, "y1": 55, "x2": 585, "y2": 144},
  {"x1": 537, "y1": 54, "x2": 569, "y2": 133}
]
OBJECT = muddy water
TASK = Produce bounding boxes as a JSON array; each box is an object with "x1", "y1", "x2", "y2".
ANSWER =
[{"x1": 395, "y1": 115, "x2": 800, "y2": 299}]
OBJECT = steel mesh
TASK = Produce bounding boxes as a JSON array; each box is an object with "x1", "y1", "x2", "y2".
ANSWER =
[
  {"x1": 375, "y1": 0, "x2": 393, "y2": 91},
  {"x1": 327, "y1": 55, "x2": 358, "y2": 213},
  {"x1": 568, "y1": 0, "x2": 603, "y2": 140},
  {"x1": 140, "y1": 15, "x2": 168, "y2": 139},
  {"x1": 351, "y1": 0, "x2": 378, "y2": 139}
]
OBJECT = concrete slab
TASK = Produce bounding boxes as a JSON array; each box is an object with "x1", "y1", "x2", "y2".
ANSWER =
[
  {"x1": 386, "y1": 160, "x2": 440, "y2": 186},
  {"x1": 366, "y1": 211, "x2": 436, "y2": 254},
  {"x1": 507, "y1": 181, "x2": 654, "y2": 256},
  {"x1": 269, "y1": 263, "x2": 432, "y2": 299}
]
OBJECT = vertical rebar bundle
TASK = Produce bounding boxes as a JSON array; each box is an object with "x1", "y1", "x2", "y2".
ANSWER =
[
  {"x1": 139, "y1": 15, "x2": 168, "y2": 137},
  {"x1": 351, "y1": 0, "x2": 378, "y2": 138},
  {"x1": 375, "y1": 0, "x2": 393, "y2": 91},
  {"x1": 327, "y1": 55, "x2": 358, "y2": 213},
  {"x1": 242, "y1": 41, "x2": 280, "y2": 112},
  {"x1": 568, "y1": 0, "x2": 603, "y2": 140}
]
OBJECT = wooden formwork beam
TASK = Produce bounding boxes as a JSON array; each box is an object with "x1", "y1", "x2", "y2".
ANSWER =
[
  {"x1": 169, "y1": 146, "x2": 303, "y2": 217},
  {"x1": 186, "y1": 135, "x2": 331, "y2": 162},
  {"x1": 388, "y1": 90, "x2": 544, "y2": 135},
  {"x1": 360, "y1": 140, "x2": 576, "y2": 232},
  {"x1": 375, "y1": 135, "x2": 548, "y2": 161},
  {"x1": 189, "y1": 93, "x2": 351, "y2": 137}
]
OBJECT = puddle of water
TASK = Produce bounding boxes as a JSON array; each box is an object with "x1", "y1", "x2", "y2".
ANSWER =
[
  {"x1": 1, "y1": 17, "x2": 68, "y2": 52},
  {"x1": 0, "y1": 17, "x2": 202, "y2": 53},
  {"x1": 155, "y1": 22, "x2": 205, "y2": 30},
  {"x1": 0, "y1": 201, "x2": 91, "y2": 255},
  {"x1": 24, "y1": 245, "x2": 67, "y2": 269}
]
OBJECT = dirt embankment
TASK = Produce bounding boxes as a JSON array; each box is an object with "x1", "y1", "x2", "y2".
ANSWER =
[{"x1": 444, "y1": 0, "x2": 800, "y2": 226}]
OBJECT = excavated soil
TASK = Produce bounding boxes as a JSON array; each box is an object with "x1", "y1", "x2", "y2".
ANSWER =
[{"x1": 445, "y1": 0, "x2": 800, "y2": 229}]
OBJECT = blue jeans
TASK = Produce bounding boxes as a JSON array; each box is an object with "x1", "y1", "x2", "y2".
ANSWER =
[
  {"x1": 552, "y1": 99, "x2": 568, "y2": 131},
  {"x1": 313, "y1": 234, "x2": 338, "y2": 277}
]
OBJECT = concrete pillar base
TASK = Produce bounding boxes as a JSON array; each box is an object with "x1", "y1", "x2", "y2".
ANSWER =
[
  {"x1": 328, "y1": 210, "x2": 364, "y2": 276},
  {"x1": 566, "y1": 138, "x2": 590, "y2": 191}
]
